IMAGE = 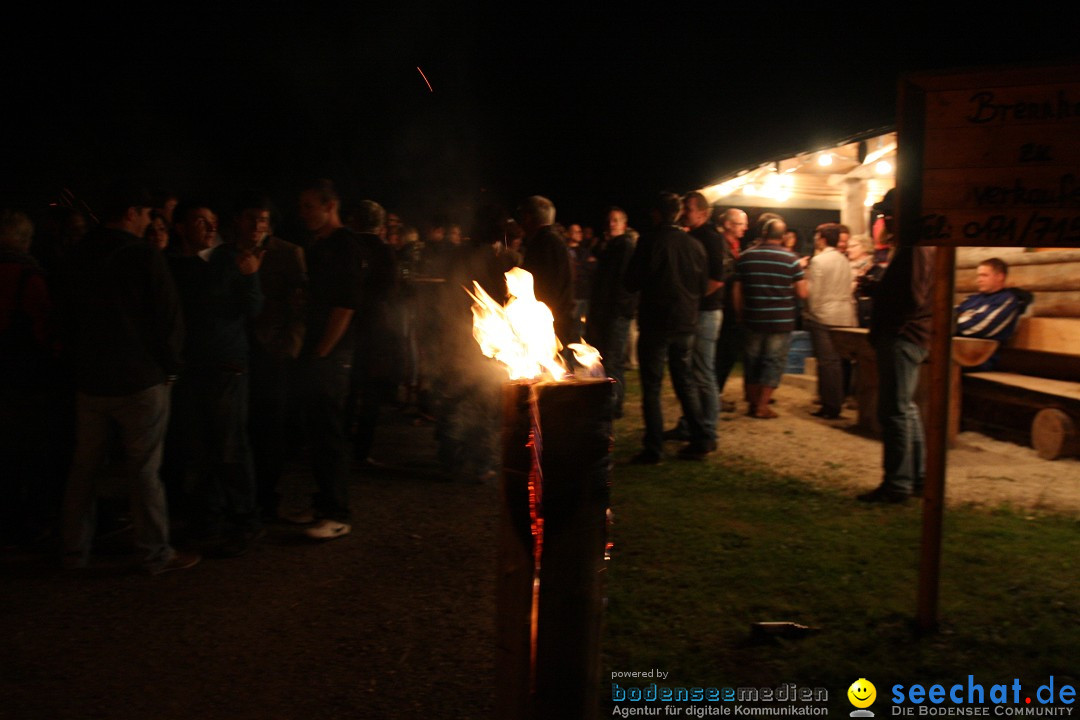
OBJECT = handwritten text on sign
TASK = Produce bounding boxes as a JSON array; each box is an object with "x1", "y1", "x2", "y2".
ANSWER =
[{"x1": 920, "y1": 82, "x2": 1080, "y2": 247}]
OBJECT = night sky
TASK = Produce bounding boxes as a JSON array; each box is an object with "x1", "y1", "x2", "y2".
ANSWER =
[{"x1": 4, "y1": 5, "x2": 1077, "y2": 229}]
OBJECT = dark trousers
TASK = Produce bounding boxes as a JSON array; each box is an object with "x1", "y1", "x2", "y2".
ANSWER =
[
  {"x1": 249, "y1": 349, "x2": 294, "y2": 514},
  {"x1": 168, "y1": 367, "x2": 258, "y2": 537},
  {"x1": 715, "y1": 311, "x2": 744, "y2": 395},
  {"x1": 806, "y1": 319, "x2": 845, "y2": 415},
  {"x1": 637, "y1": 332, "x2": 705, "y2": 455},
  {"x1": 588, "y1": 314, "x2": 631, "y2": 418},
  {"x1": 299, "y1": 352, "x2": 352, "y2": 522}
]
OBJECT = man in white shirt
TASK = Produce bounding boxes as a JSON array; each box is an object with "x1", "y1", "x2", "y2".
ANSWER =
[{"x1": 803, "y1": 223, "x2": 856, "y2": 419}]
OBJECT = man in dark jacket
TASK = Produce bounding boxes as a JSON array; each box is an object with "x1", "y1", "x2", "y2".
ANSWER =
[
  {"x1": 664, "y1": 192, "x2": 726, "y2": 452},
  {"x1": 859, "y1": 190, "x2": 936, "y2": 503},
  {"x1": 167, "y1": 202, "x2": 264, "y2": 556},
  {"x1": 626, "y1": 192, "x2": 708, "y2": 464},
  {"x1": 343, "y1": 199, "x2": 398, "y2": 468},
  {"x1": 587, "y1": 206, "x2": 638, "y2": 418},
  {"x1": 60, "y1": 183, "x2": 199, "y2": 574},
  {"x1": 518, "y1": 195, "x2": 575, "y2": 349},
  {"x1": 232, "y1": 194, "x2": 306, "y2": 521}
]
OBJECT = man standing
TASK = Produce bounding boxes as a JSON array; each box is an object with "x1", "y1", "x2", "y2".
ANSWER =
[
  {"x1": 803, "y1": 223, "x2": 856, "y2": 419},
  {"x1": 626, "y1": 192, "x2": 708, "y2": 464},
  {"x1": 565, "y1": 222, "x2": 594, "y2": 341},
  {"x1": 233, "y1": 195, "x2": 306, "y2": 521},
  {"x1": 663, "y1": 192, "x2": 725, "y2": 456},
  {"x1": 343, "y1": 200, "x2": 398, "y2": 468},
  {"x1": 586, "y1": 207, "x2": 638, "y2": 419},
  {"x1": 733, "y1": 216, "x2": 807, "y2": 419},
  {"x1": 713, "y1": 208, "x2": 748, "y2": 410},
  {"x1": 858, "y1": 190, "x2": 936, "y2": 503},
  {"x1": 517, "y1": 195, "x2": 575, "y2": 350},
  {"x1": 60, "y1": 183, "x2": 199, "y2": 573},
  {"x1": 955, "y1": 257, "x2": 1032, "y2": 370},
  {"x1": 167, "y1": 202, "x2": 264, "y2": 557},
  {"x1": 295, "y1": 179, "x2": 367, "y2": 539}
]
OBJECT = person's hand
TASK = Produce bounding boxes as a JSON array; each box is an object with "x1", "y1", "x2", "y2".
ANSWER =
[{"x1": 236, "y1": 246, "x2": 266, "y2": 275}]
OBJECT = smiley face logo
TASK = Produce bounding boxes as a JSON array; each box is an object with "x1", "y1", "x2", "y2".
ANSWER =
[{"x1": 848, "y1": 678, "x2": 876, "y2": 708}]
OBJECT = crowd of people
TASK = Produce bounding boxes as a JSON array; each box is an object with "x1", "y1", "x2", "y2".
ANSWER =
[{"x1": 2, "y1": 178, "x2": 1010, "y2": 573}]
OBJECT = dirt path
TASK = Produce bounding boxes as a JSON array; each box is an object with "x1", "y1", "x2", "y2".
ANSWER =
[{"x1": 707, "y1": 375, "x2": 1080, "y2": 516}]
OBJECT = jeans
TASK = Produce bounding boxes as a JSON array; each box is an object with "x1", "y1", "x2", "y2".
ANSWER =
[
  {"x1": 743, "y1": 331, "x2": 792, "y2": 388},
  {"x1": 299, "y1": 352, "x2": 353, "y2": 522},
  {"x1": 637, "y1": 332, "x2": 705, "y2": 455},
  {"x1": 62, "y1": 384, "x2": 175, "y2": 571},
  {"x1": 691, "y1": 310, "x2": 721, "y2": 440},
  {"x1": 588, "y1": 314, "x2": 631, "y2": 418},
  {"x1": 805, "y1": 319, "x2": 845, "y2": 415},
  {"x1": 875, "y1": 336, "x2": 927, "y2": 494}
]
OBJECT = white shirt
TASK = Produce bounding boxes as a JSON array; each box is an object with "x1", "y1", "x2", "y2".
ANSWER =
[{"x1": 805, "y1": 246, "x2": 856, "y2": 327}]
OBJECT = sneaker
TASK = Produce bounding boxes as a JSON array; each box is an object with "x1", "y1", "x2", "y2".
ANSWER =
[
  {"x1": 151, "y1": 550, "x2": 202, "y2": 575},
  {"x1": 720, "y1": 400, "x2": 737, "y2": 413},
  {"x1": 305, "y1": 519, "x2": 351, "y2": 540},
  {"x1": 856, "y1": 486, "x2": 910, "y2": 504},
  {"x1": 278, "y1": 508, "x2": 315, "y2": 525}
]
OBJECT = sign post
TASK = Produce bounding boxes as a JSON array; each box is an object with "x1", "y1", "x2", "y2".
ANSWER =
[{"x1": 897, "y1": 65, "x2": 1080, "y2": 632}]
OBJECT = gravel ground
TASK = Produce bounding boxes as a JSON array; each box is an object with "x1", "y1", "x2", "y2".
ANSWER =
[
  {"x1": 707, "y1": 374, "x2": 1080, "y2": 516},
  {"x1": 3, "y1": 373, "x2": 1075, "y2": 720}
]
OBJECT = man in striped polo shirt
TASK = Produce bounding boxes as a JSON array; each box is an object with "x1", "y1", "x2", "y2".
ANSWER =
[{"x1": 733, "y1": 216, "x2": 807, "y2": 419}]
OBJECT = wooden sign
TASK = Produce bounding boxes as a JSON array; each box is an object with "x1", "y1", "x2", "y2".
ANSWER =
[{"x1": 898, "y1": 65, "x2": 1080, "y2": 247}]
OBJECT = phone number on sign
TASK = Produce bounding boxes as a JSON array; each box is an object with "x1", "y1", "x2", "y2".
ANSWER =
[{"x1": 920, "y1": 212, "x2": 1080, "y2": 245}]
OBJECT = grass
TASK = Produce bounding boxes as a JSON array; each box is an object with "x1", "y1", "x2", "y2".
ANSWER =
[{"x1": 601, "y1": 371, "x2": 1080, "y2": 714}]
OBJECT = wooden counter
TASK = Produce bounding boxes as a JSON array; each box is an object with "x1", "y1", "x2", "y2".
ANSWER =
[{"x1": 829, "y1": 327, "x2": 998, "y2": 446}]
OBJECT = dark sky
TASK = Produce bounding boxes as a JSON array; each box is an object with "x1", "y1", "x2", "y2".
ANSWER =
[{"x1": 4, "y1": 4, "x2": 1077, "y2": 228}]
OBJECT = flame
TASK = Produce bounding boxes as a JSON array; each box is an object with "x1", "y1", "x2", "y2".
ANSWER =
[
  {"x1": 468, "y1": 268, "x2": 603, "y2": 382},
  {"x1": 568, "y1": 342, "x2": 604, "y2": 378}
]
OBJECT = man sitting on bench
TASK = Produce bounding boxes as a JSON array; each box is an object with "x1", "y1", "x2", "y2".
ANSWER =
[{"x1": 955, "y1": 257, "x2": 1033, "y2": 371}]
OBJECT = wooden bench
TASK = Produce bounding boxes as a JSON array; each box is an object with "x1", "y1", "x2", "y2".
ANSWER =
[{"x1": 961, "y1": 317, "x2": 1080, "y2": 459}]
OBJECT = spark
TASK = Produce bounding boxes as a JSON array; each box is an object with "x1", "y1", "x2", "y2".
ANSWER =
[{"x1": 416, "y1": 66, "x2": 433, "y2": 93}]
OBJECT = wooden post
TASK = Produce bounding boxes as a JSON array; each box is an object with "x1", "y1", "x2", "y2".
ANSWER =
[
  {"x1": 496, "y1": 379, "x2": 614, "y2": 720},
  {"x1": 917, "y1": 246, "x2": 955, "y2": 633},
  {"x1": 497, "y1": 382, "x2": 537, "y2": 720}
]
